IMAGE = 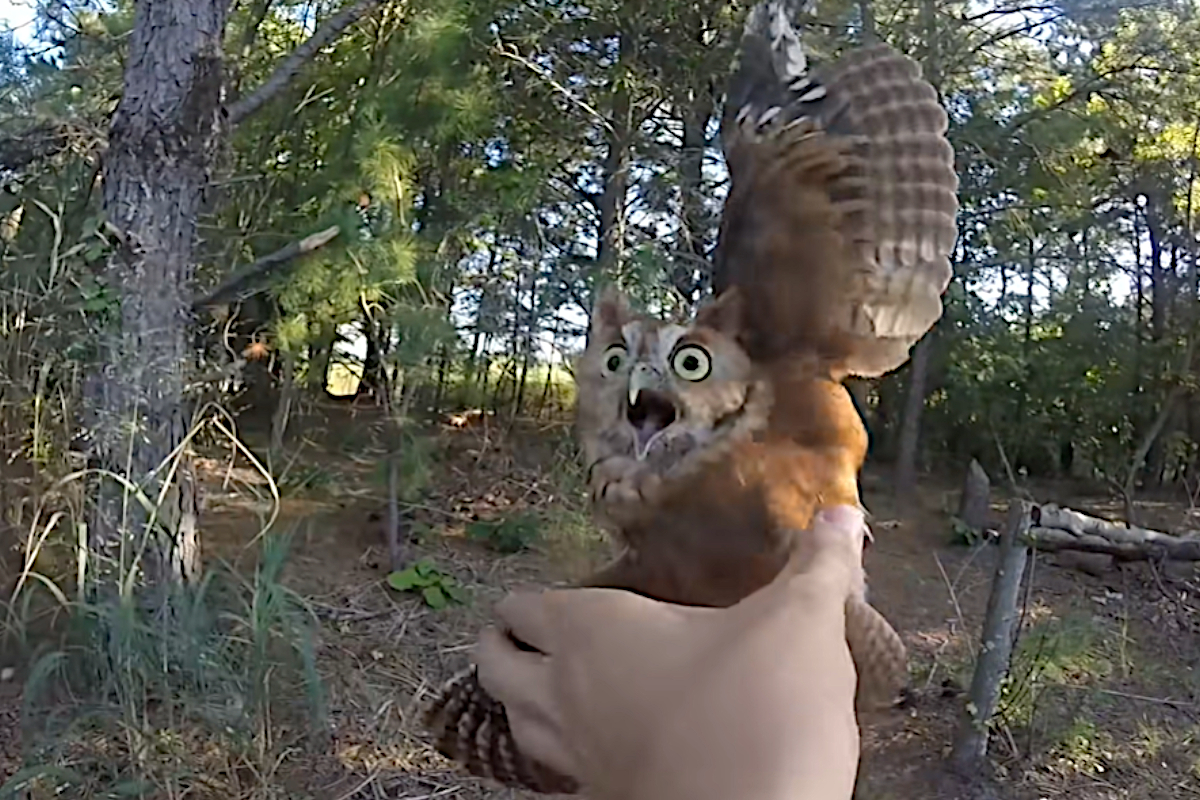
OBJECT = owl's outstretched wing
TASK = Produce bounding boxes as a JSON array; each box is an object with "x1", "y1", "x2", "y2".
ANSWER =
[{"x1": 713, "y1": 0, "x2": 958, "y2": 377}]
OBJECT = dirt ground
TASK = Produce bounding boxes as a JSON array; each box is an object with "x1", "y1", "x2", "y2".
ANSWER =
[{"x1": 3, "y1": 405, "x2": 1200, "y2": 799}]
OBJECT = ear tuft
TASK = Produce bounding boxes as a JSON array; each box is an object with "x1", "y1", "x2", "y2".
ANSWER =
[
  {"x1": 590, "y1": 285, "x2": 632, "y2": 339},
  {"x1": 694, "y1": 288, "x2": 745, "y2": 337}
]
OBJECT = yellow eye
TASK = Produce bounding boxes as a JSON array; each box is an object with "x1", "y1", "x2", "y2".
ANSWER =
[
  {"x1": 601, "y1": 344, "x2": 627, "y2": 376},
  {"x1": 671, "y1": 344, "x2": 711, "y2": 381}
]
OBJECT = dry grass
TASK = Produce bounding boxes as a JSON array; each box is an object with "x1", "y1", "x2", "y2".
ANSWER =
[{"x1": 2, "y1": 407, "x2": 1200, "y2": 799}]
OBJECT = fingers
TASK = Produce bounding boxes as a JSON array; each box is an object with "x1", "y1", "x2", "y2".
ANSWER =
[
  {"x1": 474, "y1": 626, "x2": 555, "y2": 743},
  {"x1": 492, "y1": 590, "x2": 561, "y2": 655},
  {"x1": 495, "y1": 586, "x2": 664, "y2": 652},
  {"x1": 473, "y1": 627, "x2": 579, "y2": 779},
  {"x1": 503, "y1": 705, "x2": 580, "y2": 780},
  {"x1": 475, "y1": 625, "x2": 550, "y2": 703},
  {"x1": 812, "y1": 505, "x2": 867, "y2": 567}
]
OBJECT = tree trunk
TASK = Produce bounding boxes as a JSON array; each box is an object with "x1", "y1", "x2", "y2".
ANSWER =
[
  {"x1": 892, "y1": 0, "x2": 941, "y2": 500},
  {"x1": 83, "y1": 0, "x2": 228, "y2": 597},
  {"x1": 357, "y1": 309, "x2": 386, "y2": 399},
  {"x1": 433, "y1": 345, "x2": 450, "y2": 412},
  {"x1": 1132, "y1": 210, "x2": 1145, "y2": 394},
  {"x1": 958, "y1": 459, "x2": 991, "y2": 534},
  {"x1": 270, "y1": 352, "x2": 298, "y2": 467},
  {"x1": 845, "y1": 378, "x2": 873, "y2": 459},
  {"x1": 1144, "y1": 196, "x2": 1168, "y2": 343},
  {"x1": 858, "y1": 0, "x2": 877, "y2": 44},
  {"x1": 307, "y1": 321, "x2": 337, "y2": 393},
  {"x1": 894, "y1": 335, "x2": 931, "y2": 498},
  {"x1": 595, "y1": 33, "x2": 632, "y2": 276},
  {"x1": 674, "y1": 88, "x2": 710, "y2": 303}
]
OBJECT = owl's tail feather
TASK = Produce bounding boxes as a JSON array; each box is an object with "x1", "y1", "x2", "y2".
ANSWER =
[
  {"x1": 422, "y1": 666, "x2": 580, "y2": 794},
  {"x1": 847, "y1": 596, "x2": 909, "y2": 710}
]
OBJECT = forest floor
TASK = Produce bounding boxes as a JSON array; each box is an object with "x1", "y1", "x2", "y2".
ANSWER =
[{"x1": 3, "y1": 403, "x2": 1200, "y2": 799}]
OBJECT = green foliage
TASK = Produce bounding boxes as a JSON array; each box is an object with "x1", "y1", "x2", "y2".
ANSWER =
[
  {"x1": 999, "y1": 612, "x2": 1115, "y2": 736},
  {"x1": 948, "y1": 516, "x2": 986, "y2": 547},
  {"x1": 8, "y1": 3, "x2": 1200, "y2": 798},
  {"x1": 372, "y1": 429, "x2": 438, "y2": 502},
  {"x1": 4, "y1": 528, "x2": 324, "y2": 798},
  {"x1": 467, "y1": 511, "x2": 542, "y2": 554},
  {"x1": 386, "y1": 559, "x2": 469, "y2": 609},
  {"x1": 1050, "y1": 717, "x2": 1116, "y2": 776},
  {"x1": 1, "y1": 0, "x2": 1198, "y2": 492}
]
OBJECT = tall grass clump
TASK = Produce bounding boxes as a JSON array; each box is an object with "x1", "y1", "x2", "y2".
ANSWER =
[{"x1": 1, "y1": 522, "x2": 326, "y2": 800}]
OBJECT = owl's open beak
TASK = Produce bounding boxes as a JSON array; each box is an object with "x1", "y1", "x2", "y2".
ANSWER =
[{"x1": 626, "y1": 365, "x2": 678, "y2": 460}]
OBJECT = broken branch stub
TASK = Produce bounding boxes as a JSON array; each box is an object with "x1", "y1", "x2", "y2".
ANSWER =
[
  {"x1": 949, "y1": 500, "x2": 1032, "y2": 775},
  {"x1": 958, "y1": 458, "x2": 991, "y2": 534}
]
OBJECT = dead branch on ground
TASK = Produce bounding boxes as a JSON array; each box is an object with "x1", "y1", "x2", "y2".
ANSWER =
[{"x1": 1027, "y1": 503, "x2": 1200, "y2": 561}]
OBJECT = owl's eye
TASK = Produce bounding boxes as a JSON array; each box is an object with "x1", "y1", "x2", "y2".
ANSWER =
[
  {"x1": 601, "y1": 344, "x2": 627, "y2": 376},
  {"x1": 671, "y1": 344, "x2": 711, "y2": 381}
]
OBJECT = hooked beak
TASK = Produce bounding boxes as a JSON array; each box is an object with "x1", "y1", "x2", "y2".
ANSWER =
[{"x1": 628, "y1": 363, "x2": 658, "y2": 406}]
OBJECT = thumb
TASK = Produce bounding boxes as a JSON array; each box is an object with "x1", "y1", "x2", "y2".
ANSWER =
[{"x1": 781, "y1": 505, "x2": 868, "y2": 601}]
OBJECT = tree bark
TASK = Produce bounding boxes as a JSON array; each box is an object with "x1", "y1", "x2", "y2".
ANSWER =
[
  {"x1": 893, "y1": 0, "x2": 942, "y2": 500},
  {"x1": 595, "y1": 33, "x2": 633, "y2": 276},
  {"x1": 894, "y1": 335, "x2": 931, "y2": 497},
  {"x1": 950, "y1": 501, "x2": 1031, "y2": 775},
  {"x1": 307, "y1": 321, "x2": 337, "y2": 394},
  {"x1": 357, "y1": 308, "x2": 386, "y2": 400},
  {"x1": 1029, "y1": 503, "x2": 1200, "y2": 561},
  {"x1": 84, "y1": 0, "x2": 229, "y2": 596},
  {"x1": 674, "y1": 86, "x2": 711, "y2": 303},
  {"x1": 1144, "y1": 194, "x2": 1168, "y2": 342},
  {"x1": 270, "y1": 352, "x2": 297, "y2": 465},
  {"x1": 958, "y1": 459, "x2": 991, "y2": 534},
  {"x1": 858, "y1": 0, "x2": 877, "y2": 44}
]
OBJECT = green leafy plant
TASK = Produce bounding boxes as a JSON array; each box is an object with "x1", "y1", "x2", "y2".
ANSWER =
[
  {"x1": 466, "y1": 512, "x2": 541, "y2": 554},
  {"x1": 386, "y1": 559, "x2": 468, "y2": 609},
  {"x1": 949, "y1": 516, "x2": 986, "y2": 547},
  {"x1": 277, "y1": 463, "x2": 334, "y2": 495}
]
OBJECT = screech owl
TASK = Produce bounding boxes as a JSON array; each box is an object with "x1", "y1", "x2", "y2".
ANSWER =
[
  {"x1": 422, "y1": 290, "x2": 910, "y2": 797},
  {"x1": 423, "y1": 0, "x2": 959, "y2": 793}
]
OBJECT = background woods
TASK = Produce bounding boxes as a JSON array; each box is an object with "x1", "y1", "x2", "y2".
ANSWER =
[{"x1": 0, "y1": 0, "x2": 1199, "y2": 798}]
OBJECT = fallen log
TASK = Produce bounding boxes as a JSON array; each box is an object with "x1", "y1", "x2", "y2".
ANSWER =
[{"x1": 1026, "y1": 503, "x2": 1200, "y2": 561}]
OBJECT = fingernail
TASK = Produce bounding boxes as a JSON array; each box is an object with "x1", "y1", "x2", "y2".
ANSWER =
[{"x1": 817, "y1": 505, "x2": 865, "y2": 530}]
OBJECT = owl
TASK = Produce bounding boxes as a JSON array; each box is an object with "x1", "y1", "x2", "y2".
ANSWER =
[{"x1": 423, "y1": 0, "x2": 958, "y2": 794}]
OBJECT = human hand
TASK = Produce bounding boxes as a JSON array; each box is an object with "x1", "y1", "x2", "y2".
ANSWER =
[{"x1": 473, "y1": 505, "x2": 868, "y2": 800}]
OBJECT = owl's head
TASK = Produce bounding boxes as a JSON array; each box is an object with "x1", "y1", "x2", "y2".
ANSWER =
[{"x1": 575, "y1": 287, "x2": 767, "y2": 488}]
